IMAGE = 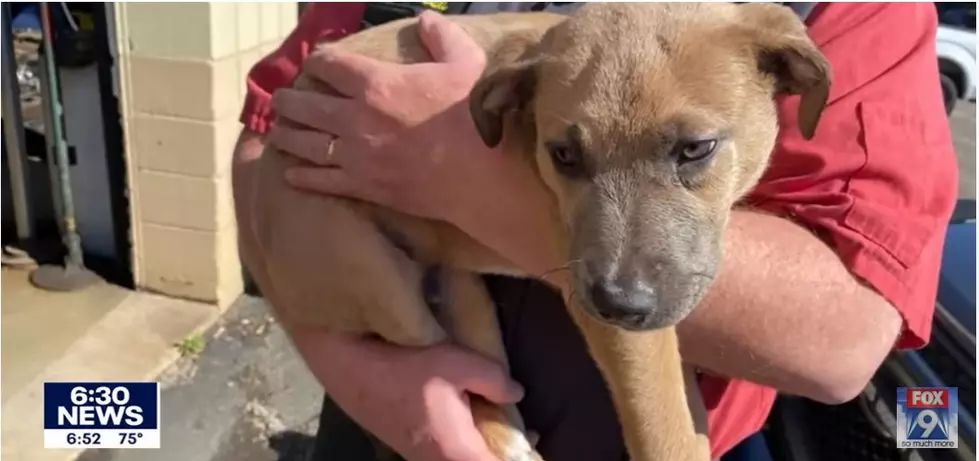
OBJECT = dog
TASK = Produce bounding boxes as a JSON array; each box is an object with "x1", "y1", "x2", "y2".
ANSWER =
[{"x1": 241, "y1": 3, "x2": 830, "y2": 461}]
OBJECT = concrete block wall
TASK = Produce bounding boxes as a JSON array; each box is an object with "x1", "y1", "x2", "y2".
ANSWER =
[{"x1": 114, "y1": 3, "x2": 297, "y2": 307}]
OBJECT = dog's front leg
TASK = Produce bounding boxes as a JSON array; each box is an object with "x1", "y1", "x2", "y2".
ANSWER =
[
  {"x1": 568, "y1": 306, "x2": 711, "y2": 461},
  {"x1": 438, "y1": 269, "x2": 543, "y2": 461}
]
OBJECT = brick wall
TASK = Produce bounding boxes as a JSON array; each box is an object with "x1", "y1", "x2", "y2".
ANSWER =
[{"x1": 114, "y1": 3, "x2": 297, "y2": 307}]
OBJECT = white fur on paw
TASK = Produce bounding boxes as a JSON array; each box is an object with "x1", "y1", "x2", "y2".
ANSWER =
[{"x1": 499, "y1": 432, "x2": 539, "y2": 461}]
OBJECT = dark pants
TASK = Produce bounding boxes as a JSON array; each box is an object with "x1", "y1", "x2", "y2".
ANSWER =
[{"x1": 310, "y1": 276, "x2": 627, "y2": 461}]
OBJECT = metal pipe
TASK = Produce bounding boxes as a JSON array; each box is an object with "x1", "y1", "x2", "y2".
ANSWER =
[
  {"x1": 38, "y1": 2, "x2": 85, "y2": 267},
  {"x1": 1, "y1": 3, "x2": 34, "y2": 240},
  {"x1": 36, "y1": 48, "x2": 65, "y2": 234}
]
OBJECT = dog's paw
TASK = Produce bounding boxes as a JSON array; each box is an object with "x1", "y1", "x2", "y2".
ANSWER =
[
  {"x1": 476, "y1": 418, "x2": 543, "y2": 461},
  {"x1": 489, "y1": 430, "x2": 543, "y2": 461},
  {"x1": 470, "y1": 397, "x2": 544, "y2": 461}
]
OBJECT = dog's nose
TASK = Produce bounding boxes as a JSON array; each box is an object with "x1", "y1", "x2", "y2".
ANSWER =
[{"x1": 589, "y1": 277, "x2": 657, "y2": 322}]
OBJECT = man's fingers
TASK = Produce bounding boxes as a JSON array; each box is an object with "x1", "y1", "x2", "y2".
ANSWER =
[
  {"x1": 267, "y1": 126, "x2": 341, "y2": 167},
  {"x1": 446, "y1": 352, "x2": 525, "y2": 405},
  {"x1": 304, "y1": 46, "x2": 388, "y2": 96},
  {"x1": 271, "y1": 89, "x2": 359, "y2": 136},
  {"x1": 465, "y1": 373, "x2": 525, "y2": 405},
  {"x1": 417, "y1": 11, "x2": 486, "y2": 67}
]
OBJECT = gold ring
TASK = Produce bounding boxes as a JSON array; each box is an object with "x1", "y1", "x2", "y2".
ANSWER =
[{"x1": 325, "y1": 138, "x2": 336, "y2": 164}]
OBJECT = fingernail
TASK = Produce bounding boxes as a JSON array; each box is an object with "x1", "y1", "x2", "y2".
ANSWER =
[{"x1": 417, "y1": 12, "x2": 435, "y2": 31}]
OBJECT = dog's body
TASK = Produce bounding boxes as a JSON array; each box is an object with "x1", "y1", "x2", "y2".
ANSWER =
[{"x1": 242, "y1": 4, "x2": 829, "y2": 461}]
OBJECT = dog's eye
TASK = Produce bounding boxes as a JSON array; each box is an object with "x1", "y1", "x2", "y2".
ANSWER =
[
  {"x1": 678, "y1": 139, "x2": 718, "y2": 162},
  {"x1": 550, "y1": 144, "x2": 577, "y2": 165},
  {"x1": 546, "y1": 141, "x2": 585, "y2": 177}
]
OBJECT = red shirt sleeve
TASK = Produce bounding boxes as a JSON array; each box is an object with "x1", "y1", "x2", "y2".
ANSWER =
[
  {"x1": 702, "y1": 2, "x2": 959, "y2": 458},
  {"x1": 239, "y1": 3, "x2": 367, "y2": 134},
  {"x1": 749, "y1": 2, "x2": 958, "y2": 350}
]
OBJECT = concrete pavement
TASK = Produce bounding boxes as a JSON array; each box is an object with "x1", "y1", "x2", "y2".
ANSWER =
[
  {"x1": 1, "y1": 289, "x2": 220, "y2": 461},
  {"x1": 76, "y1": 296, "x2": 323, "y2": 461}
]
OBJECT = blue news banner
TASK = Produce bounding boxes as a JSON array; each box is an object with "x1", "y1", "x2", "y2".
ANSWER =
[
  {"x1": 43, "y1": 382, "x2": 160, "y2": 449},
  {"x1": 896, "y1": 387, "x2": 959, "y2": 449}
]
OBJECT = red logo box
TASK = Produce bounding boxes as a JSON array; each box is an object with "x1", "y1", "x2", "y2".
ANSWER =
[{"x1": 906, "y1": 388, "x2": 949, "y2": 408}]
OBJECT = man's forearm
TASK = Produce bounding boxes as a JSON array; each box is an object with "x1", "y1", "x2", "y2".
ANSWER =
[{"x1": 676, "y1": 209, "x2": 903, "y2": 403}]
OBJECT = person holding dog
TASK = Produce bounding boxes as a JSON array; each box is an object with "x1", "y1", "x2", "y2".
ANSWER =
[{"x1": 231, "y1": 2, "x2": 958, "y2": 461}]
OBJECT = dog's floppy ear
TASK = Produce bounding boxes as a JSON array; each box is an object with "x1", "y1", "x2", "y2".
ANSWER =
[
  {"x1": 739, "y1": 3, "x2": 831, "y2": 140},
  {"x1": 469, "y1": 37, "x2": 543, "y2": 148}
]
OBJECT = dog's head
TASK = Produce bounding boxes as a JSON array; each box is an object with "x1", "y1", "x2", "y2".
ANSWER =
[{"x1": 469, "y1": 3, "x2": 831, "y2": 330}]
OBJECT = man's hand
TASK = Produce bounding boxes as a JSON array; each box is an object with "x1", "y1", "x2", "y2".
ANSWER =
[
  {"x1": 268, "y1": 11, "x2": 489, "y2": 222},
  {"x1": 269, "y1": 11, "x2": 564, "y2": 277},
  {"x1": 291, "y1": 328, "x2": 525, "y2": 461}
]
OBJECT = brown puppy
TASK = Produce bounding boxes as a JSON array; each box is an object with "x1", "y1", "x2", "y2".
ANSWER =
[{"x1": 241, "y1": 3, "x2": 830, "y2": 461}]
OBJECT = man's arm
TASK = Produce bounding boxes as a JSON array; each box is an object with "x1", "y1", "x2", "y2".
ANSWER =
[
  {"x1": 676, "y1": 2, "x2": 958, "y2": 404},
  {"x1": 678, "y1": 210, "x2": 902, "y2": 403}
]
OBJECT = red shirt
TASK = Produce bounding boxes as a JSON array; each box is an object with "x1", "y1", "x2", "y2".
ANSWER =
[{"x1": 240, "y1": 3, "x2": 958, "y2": 458}]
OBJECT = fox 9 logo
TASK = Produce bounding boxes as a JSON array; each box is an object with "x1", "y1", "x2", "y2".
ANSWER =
[{"x1": 896, "y1": 387, "x2": 958, "y2": 449}]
